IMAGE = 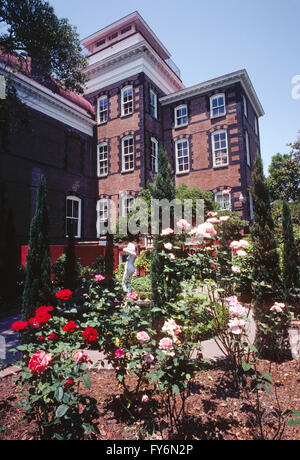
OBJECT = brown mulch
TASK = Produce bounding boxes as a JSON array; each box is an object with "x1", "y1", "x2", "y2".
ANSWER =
[{"x1": 0, "y1": 359, "x2": 299, "y2": 440}]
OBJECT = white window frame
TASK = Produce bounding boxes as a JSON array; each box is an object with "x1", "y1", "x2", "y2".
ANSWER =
[
  {"x1": 97, "y1": 142, "x2": 108, "y2": 177},
  {"x1": 214, "y1": 192, "x2": 232, "y2": 211},
  {"x1": 245, "y1": 131, "x2": 251, "y2": 167},
  {"x1": 97, "y1": 95, "x2": 108, "y2": 124},
  {"x1": 151, "y1": 137, "x2": 158, "y2": 173},
  {"x1": 175, "y1": 139, "x2": 190, "y2": 174},
  {"x1": 122, "y1": 196, "x2": 135, "y2": 216},
  {"x1": 149, "y1": 89, "x2": 158, "y2": 119},
  {"x1": 210, "y1": 93, "x2": 226, "y2": 119},
  {"x1": 249, "y1": 192, "x2": 254, "y2": 221},
  {"x1": 174, "y1": 104, "x2": 188, "y2": 128},
  {"x1": 66, "y1": 195, "x2": 81, "y2": 238},
  {"x1": 243, "y1": 94, "x2": 248, "y2": 118},
  {"x1": 121, "y1": 85, "x2": 133, "y2": 117},
  {"x1": 212, "y1": 129, "x2": 229, "y2": 168},
  {"x1": 254, "y1": 116, "x2": 259, "y2": 136},
  {"x1": 122, "y1": 136, "x2": 134, "y2": 172}
]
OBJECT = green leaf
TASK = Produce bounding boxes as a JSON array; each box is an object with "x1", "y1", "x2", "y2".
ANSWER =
[
  {"x1": 242, "y1": 362, "x2": 251, "y2": 372},
  {"x1": 83, "y1": 376, "x2": 91, "y2": 389},
  {"x1": 55, "y1": 404, "x2": 69, "y2": 418},
  {"x1": 172, "y1": 384, "x2": 180, "y2": 394},
  {"x1": 54, "y1": 387, "x2": 64, "y2": 402}
]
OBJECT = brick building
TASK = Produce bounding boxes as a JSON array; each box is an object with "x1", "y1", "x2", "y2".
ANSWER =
[
  {"x1": 82, "y1": 11, "x2": 264, "y2": 234},
  {"x1": 0, "y1": 11, "x2": 264, "y2": 263}
]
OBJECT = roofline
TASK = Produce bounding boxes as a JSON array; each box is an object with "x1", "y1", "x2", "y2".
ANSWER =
[
  {"x1": 160, "y1": 69, "x2": 264, "y2": 117},
  {"x1": 81, "y1": 11, "x2": 171, "y2": 59}
]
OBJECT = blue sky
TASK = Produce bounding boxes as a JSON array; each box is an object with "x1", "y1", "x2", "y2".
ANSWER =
[{"x1": 49, "y1": 0, "x2": 300, "y2": 174}]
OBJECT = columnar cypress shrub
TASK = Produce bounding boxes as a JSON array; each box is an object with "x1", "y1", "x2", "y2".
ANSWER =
[
  {"x1": 250, "y1": 155, "x2": 284, "y2": 359},
  {"x1": 282, "y1": 200, "x2": 300, "y2": 291},
  {"x1": 149, "y1": 147, "x2": 176, "y2": 316},
  {"x1": 22, "y1": 176, "x2": 52, "y2": 319},
  {"x1": 64, "y1": 230, "x2": 80, "y2": 290}
]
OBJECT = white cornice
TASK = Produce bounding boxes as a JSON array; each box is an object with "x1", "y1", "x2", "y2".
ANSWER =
[
  {"x1": 83, "y1": 41, "x2": 184, "y2": 95},
  {"x1": 0, "y1": 64, "x2": 96, "y2": 136},
  {"x1": 160, "y1": 69, "x2": 264, "y2": 118}
]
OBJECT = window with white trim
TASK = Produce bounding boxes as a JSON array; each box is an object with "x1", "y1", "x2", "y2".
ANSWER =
[
  {"x1": 249, "y1": 192, "x2": 254, "y2": 221},
  {"x1": 212, "y1": 130, "x2": 229, "y2": 167},
  {"x1": 175, "y1": 139, "x2": 189, "y2": 174},
  {"x1": 215, "y1": 192, "x2": 232, "y2": 211},
  {"x1": 151, "y1": 137, "x2": 158, "y2": 173},
  {"x1": 97, "y1": 199, "x2": 109, "y2": 223},
  {"x1": 243, "y1": 94, "x2": 248, "y2": 118},
  {"x1": 97, "y1": 95, "x2": 108, "y2": 124},
  {"x1": 254, "y1": 116, "x2": 259, "y2": 136},
  {"x1": 122, "y1": 136, "x2": 134, "y2": 172},
  {"x1": 123, "y1": 196, "x2": 135, "y2": 216},
  {"x1": 150, "y1": 89, "x2": 158, "y2": 119},
  {"x1": 174, "y1": 105, "x2": 188, "y2": 127},
  {"x1": 66, "y1": 196, "x2": 81, "y2": 238},
  {"x1": 245, "y1": 131, "x2": 251, "y2": 166},
  {"x1": 121, "y1": 85, "x2": 133, "y2": 116},
  {"x1": 210, "y1": 93, "x2": 226, "y2": 118},
  {"x1": 97, "y1": 143, "x2": 108, "y2": 177}
]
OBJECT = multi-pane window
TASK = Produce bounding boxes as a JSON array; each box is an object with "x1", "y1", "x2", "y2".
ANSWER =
[
  {"x1": 66, "y1": 196, "x2": 81, "y2": 238},
  {"x1": 245, "y1": 131, "x2": 251, "y2": 166},
  {"x1": 150, "y1": 89, "x2": 158, "y2": 119},
  {"x1": 175, "y1": 139, "x2": 189, "y2": 174},
  {"x1": 151, "y1": 137, "x2": 158, "y2": 173},
  {"x1": 122, "y1": 136, "x2": 134, "y2": 172},
  {"x1": 121, "y1": 85, "x2": 133, "y2": 116},
  {"x1": 123, "y1": 196, "x2": 135, "y2": 216},
  {"x1": 215, "y1": 192, "x2": 232, "y2": 211},
  {"x1": 97, "y1": 143, "x2": 108, "y2": 177},
  {"x1": 210, "y1": 93, "x2": 226, "y2": 118},
  {"x1": 97, "y1": 96, "x2": 108, "y2": 124},
  {"x1": 243, "y1": 94, "x2": 248, "y2": 118},
  {"x1": 174, "y1": 105, "x2": 188, "y2": 127},
  {"x1": 96, "y1": 199, "x2": 109, "y2": 236},
  {"x1": 212, "y1": 130, "x2": 229, "y2": 167}
]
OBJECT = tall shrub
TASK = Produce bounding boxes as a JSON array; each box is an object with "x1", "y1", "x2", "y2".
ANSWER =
[
  {"x1": 149, "y1": 147, "x2": 175, "y2": 317},
  {"x1": 250, "y1": 155, "x2": 284, "y2": 359},
  {"x1": 282, "y1": 200, "x2": 300, "y2": 291},
  {"x1": 22, "y1": 176, "x2": 52, "y2": 319}
]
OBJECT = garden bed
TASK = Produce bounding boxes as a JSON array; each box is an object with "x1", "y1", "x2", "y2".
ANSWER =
[{"x1": 0, "y1": 358, "x2": 299, "y2": 441}]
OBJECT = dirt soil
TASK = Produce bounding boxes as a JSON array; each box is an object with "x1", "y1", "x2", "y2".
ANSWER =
[{"x1": 0, "y1": 359, "x2": 299, "y2": 441}]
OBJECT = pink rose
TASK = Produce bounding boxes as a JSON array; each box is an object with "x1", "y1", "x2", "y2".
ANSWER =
[
  {"x1": 28, "y1": 351, "x2": 52, "y2": 375},
  {"x1": 164, "y1": 243, "x2": 173, "y2": 251},
  {"x1": 237, "y1": 250, "x2": 247, "y2": 258},
  {"x1": 162, "y1": 319, "x2": 182, "y2": 337},
  {"x1": 144, "y1": 354, "x2": 155, "y2": 364},
  {"x1": 219, "y1": 216, "x2": 231, "y2": 222},
  {"x1": 206, "y1": 218, "x2": 220, "y2": 224},
  {"x1": 137, "y1": 331, "x2": 150, "y2": 345},
  {"x1": 95, "y1": 274, "x2": 106, "y2": 282},
  {"x1": 161, "y1": 228, "x2": 174, "y2": 236},
  {"x1": 176, "y1": 219, "x2": 191, "y2": 231},
  {"x1": 232, "y1": 265, "x2": 241, "y2": 274},
  {"x1": 75, "y1": 350, "x2": 88, "y2": 365},
  {"x1": 207, "y1": 212, "x2": 218, "y2": 218},
  {"x1": 127, "y1": 292, "x2": 138, "y2": 300},
  {"x1": 114, "y1": 348, "x2": 125, "y2": 359},
  {"x1": 228, "y1": 318, "x2": 247, "y2": 335},
  {"x1": 141, "y1": 394, "x2": 150, "y2": 403},
  {"x1": 197, "y1": 222, "x2": 217, "y2": 238},
  {"x1": 158, "y1": 337, "x2": 173, "y2": 350},
  {"x1": 270, "y1": 302, "x2": 285, "y2": 314}
]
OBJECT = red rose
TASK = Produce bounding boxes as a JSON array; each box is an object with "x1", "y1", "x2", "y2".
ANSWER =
[
  {"x1": 28, "y1": 317, "x2": 40, "y2": 329},
  {"x1": 64, "y1": 377, "x2": 75, "y2": 389},
  {"x1": 37, "y1": 336, "x2": 46, "y2": 342},
  {"x1": 48, "y1": 333, "x2": 58, "y2": 341},
  {"x1": 35, "y1": 310, "x2": 52, "y2": 325},
  {"x1": 28, "y1": 351, "x2": 52, "y2": 375},
  {"x1": 62, "y1": 320, "x2": 77, "y2": 333},
  {"x1": 12, "y1": 321, "x2": 28, "y2": 332},
  {"x1": 56, "y1": 289, "x2": 72, "y2": 301},
  {"x1": 82, "y1": 326, "x2": 98, "y2": 343}
]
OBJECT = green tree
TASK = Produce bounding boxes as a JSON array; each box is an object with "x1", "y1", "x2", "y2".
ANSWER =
[
  {"x1": 0, "y1": 0, "x2": 87, "y2": 93},
  {"x1": 282, "y1": 200, "x2": 300, "y2": 291},
  {"x1": 22, "y1": 175, "x2": 52, "y2": 319},
  {"x1": 149, "y1": 147, "x2": 176, "y2": 317},
  {"x1": 250, "y1": 155, "x2": 283, "y2": 359}
]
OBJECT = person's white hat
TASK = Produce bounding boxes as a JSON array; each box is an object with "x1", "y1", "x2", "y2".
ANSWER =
[{"x1": 123, "y1": 243, "x2": 136, "y2": 255}]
